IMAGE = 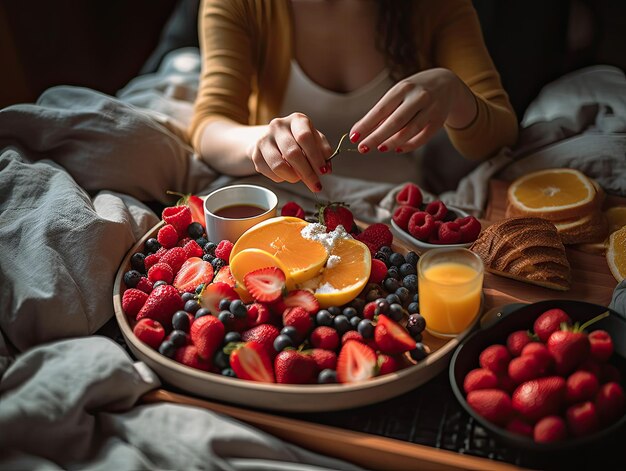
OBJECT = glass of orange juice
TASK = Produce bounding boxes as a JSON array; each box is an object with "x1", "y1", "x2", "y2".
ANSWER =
[{"x1": 417, "y1": 248, "x2": 484, "y2": 338}]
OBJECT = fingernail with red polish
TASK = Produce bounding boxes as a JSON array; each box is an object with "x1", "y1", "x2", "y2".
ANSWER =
[
  {"x1": 320, "y1": 165, "x2": 327, "y2": 174},
  {"x1": 360, "y1": 144, "x2": 370, "y2": 154},
  {"x1": 378, "y1": 145, "x2": 388, "y2": 152},
  {"x1": 316, "y1": 182, "x2": 323, "y2": 191},
  {"x1": 349, "y1": 132, "x2": 360, "y2": 143},
  {"x1": 395, "y1": 147, "x2": 403, "y2": 153}
]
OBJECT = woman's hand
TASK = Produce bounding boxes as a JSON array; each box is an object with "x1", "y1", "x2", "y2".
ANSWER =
[
  {"x1": 349, "y1": 68, "x2": 477, "y2": 154},
  {"x1": 249, "y1": 112, "x2": 333, "y2": 192}
]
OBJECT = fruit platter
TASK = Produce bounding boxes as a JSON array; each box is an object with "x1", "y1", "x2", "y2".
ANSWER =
[{"x1": 113, "y1": 192, "x2": 481, "y2": 412}]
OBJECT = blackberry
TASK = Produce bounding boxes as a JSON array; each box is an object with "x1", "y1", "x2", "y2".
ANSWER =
[
  {"x1": 405, "y1": 251, "x2": 419, "y2": 267},
  {"x1": 316, "y1": 310, "x2": 334, "y2": 327},
  {"x1": 172, "y1": 310, "x2": 190, "y2": 332},
  {"x1": 410, "y1": 343, "x2": 429, "y2": 361},
  {"x1": 357, "y1": 319, "x2": 374, "y2": 338},
  {"x1": 379, "y1": 245, "x2": 393, "y2": 256},
  {"x1": 195, "y1": 237, "x2": 209, "y2": 249},
  {"x1": 169, "y1": 330, "x2": 188, "y2": 347},
  {"x1": 385, "y1": 293, "x2": 401, "y2": 306},
  {"x1": 130, "y1": 252, "x2": 146, "y2": 273},
  {"x1": 327, "y1": 306, "x2": 342, "y2": 317},
  {"x1": 388, "y1": 252, "x2": 406, "y2": 268},
  {"x1": 145, "y1": 238, "x2": 161, "y2": 253},
  {"x1": 388, "y1": 303, "x2": 404, "y2": 322},
  {"x1": 181, "y1": 292, "x2": 196, "y2": 302},
  {"x1": 211, "y1": 257, "x2": 227, "y2": 272},
  {"x1": 318, "y1": 369, "x2": 338, "y2": 384},
  {"x1": 187, "y1": 222, "x2": 204, "y2": 239},
  {"x1": 184, "y1": 299, "x2": 200, "y2": 313},
  {"x1": 274, "y1": 334, "x2": 294, "y2": 352},
  {"x1": 333, "y1": 315, "x2": 351, "y2": 334},
  {"x1": 402, "y1": 274, "x2": 418, "y2": 292},
  {"x1": 224, "y1": 331, "x2": 241, "y2": 344},
  {"x1": 407, "y1": 302, "x2": 420, "y2": 314},
  {"x1": 229, "y1": 299, "x2": 247, "y2": 319},
  {"x1": 123, "y1": 270, "x2": 142, "y2": 288},
  {"x1": 158, "y1": 340, "x2": 176, "y2": 358},
  {"x1": 204, "y1": 242, "x2": 217, "y2": 255},
  {"x1": 383, "y1": 277, "x2": 400, "y2": 293},
  {"x1": 153, "y1": 280, "x2": 167, "y2": 288},
  {"x1": 342, "y1": 306, "x2": 358, "y2": 319},
  {"x1": 386, "y1": 266, "x2": 401, "y2": 280},
  {"x1": 221, "y1": 368, "x2": 237, "y2": 377},
  {"x1": 399, "y1": 263, "x2": 416, "y2": 277},
  {"x1": 195, "y1": 308, "x2": 210, "y2": 319},
  {"x1": 214, "y1": 350, "x2": 230, "y2": 370},
  {"x1": 395, "y1": 286, "x2": 410, "y2": 304},
  {"x1": 202, "y1": 254, "x2": 215, "y2": 263},
  {"x1": 406, "y1": 313, "x2": 426, "y2": 337}
]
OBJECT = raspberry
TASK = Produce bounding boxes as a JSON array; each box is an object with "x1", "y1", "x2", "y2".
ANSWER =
[
  {"x1": 133, "y1": 318, "x2": 165, "y2": 349},
  {"x1": 425, "y1": 200, "x2": 448, "y2": 221},
  {"x1": 356, "y1": 223, "x2": 393, "y2": 252},
  {"x1": 177, "y1": 237, "x2": 192, "y2": 248},
  {"x1": 215, "y1": 240, "x2": 234, "y2": 261},
  {"x1": 363, "y1": 301, "x2": 377, "y2": 320},
  {"x1": 438, "y1": 221, "x2": 462, "y2": 244},
  {"x1": 148, "y1": 262, "x2": 174, "y2": 284},
  {"x1": 407, "y1": 211, "x2": 435, "y2": 241},
  {"x1": 368, "y1": 258, "x2": 388, "y2": 284},
  {"x1": 162, "y1": 205, "x2": 192, "y2": 237},
  {"x1": 135, "y1": 277, "x2": 154, "y2": 294},
  {"x1": 281, "y1": 201, "x2": 306, "y2": 219},
  {"x1": 456, "y1": 216, "x2": 482, "y2": 243},
  {"x1": 144, "y1": 253, "x2": 161, "y2": 270},
  {"x1": 310, "y1": 326, "x2": 339, "y2": 350},
  {"x1": 395, "y1": 183, "x2": 423, "y2": 208},
  {"x1": 392, "y1": 205, "x2": 419, "y2": 231},
  {"x1": 122, "y1": 288, "x2": 149, "y2": 317},
  {"x1": 160, "y1": 247, "x2": 187, "y2": 274},
  {"x1": 157, "y1": 224, "x2": 179, "y2": 249},
  {"x1": 427, "y1": 221, "x2": 443, "y2": 244},
  {"x1": 183, "y1": 240, "x2": 204, "y2": 258},
  {"x1": 360, "y1": 239, "x2": 378, "y2": 255}
]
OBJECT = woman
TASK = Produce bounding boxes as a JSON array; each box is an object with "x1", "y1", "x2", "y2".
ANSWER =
[{"x1": 189, "y1": 0, "x2": 518, "y2": 193}]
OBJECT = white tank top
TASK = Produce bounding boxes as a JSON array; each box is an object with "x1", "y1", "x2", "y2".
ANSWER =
[{"x1": 278, "y1": 60, "x2": 422, "y2": 184}]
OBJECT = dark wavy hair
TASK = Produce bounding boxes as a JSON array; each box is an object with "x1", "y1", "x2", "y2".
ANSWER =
[{"x1": 376, "y1": 0, "x2": 419, "y2": 81}]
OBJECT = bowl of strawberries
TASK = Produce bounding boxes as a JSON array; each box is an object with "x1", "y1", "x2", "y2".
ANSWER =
[{"x1": 450, "y1": 299, "x2": 626, "y2": 450}]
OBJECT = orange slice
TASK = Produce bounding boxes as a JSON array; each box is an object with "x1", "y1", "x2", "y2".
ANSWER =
[
  {"x1": 507, "y1": 169, "x2": 597, "y2": 220},
  {"x1": 606, "y1": 206, "x2": 626, "y2": 234},
  {"x1": 231, "y1": 217, "x2": 328, "y2": 284},
  {"x1": 314, "y1": 238, "x2": 372, "y2": 308},
  {"x1": 229, "y1": 248, "x2": 295, "y2": 292},
  {"x1": 607, "y1": 225, "x2": 626, "y2": 282}
]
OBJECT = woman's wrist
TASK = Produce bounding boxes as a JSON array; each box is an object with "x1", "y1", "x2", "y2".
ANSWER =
[{"x1": 445, "y1": 71, "x2": 478, "y2": 130}]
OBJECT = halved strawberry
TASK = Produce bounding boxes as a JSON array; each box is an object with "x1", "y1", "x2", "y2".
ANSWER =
[
  {"x1": 167, "y1": 191, "x2": 206, "y2": 229},
  {"x1": 336, "y1": 340, "x2": 377, "y2": 383},
  {"x1": 213, "y1": 265, "x2": 236, "y2": 288},
  {"x1": 230, "y1": 341, "x2": 275, "y2": 382},
  {"x1": 190, "y1": 314, "x2": 225, "y2": 360},
  {"x1": 246, "y1": 302, "x2": 271, "y2": 326},
  {"x1": 199, "y1": 282, "x2": 239, "y2": 314},
  {"x1": 277, "y1": 289, "x2": 320, "y2": 314},
  {"x1": 173, "y1": 257, "x2": 214, "y2": 293},
  {"x1": 374, "y1": 314, "x2": 416, "y2": 355},
  {"x1": 244, "y1": 267, "x2": 286, "y2": 303}
]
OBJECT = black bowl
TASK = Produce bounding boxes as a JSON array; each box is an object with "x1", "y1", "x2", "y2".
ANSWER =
[{"x1": 449, "y1": 299, "x2": 626, "y2": 451}]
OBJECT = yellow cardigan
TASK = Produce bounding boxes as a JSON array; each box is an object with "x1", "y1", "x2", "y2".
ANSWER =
[{"x1": 190, "y1": 0, "x2": 518, "y2": 161}]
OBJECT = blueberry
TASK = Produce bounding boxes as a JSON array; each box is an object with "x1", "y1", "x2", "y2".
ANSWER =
[
  {"x1": 318, "y1": 369, "x2": 338, "y2": 384},
  {"x1": 389, "y1": 252, "x2": 406, "y2": 267},
  {"x1": 385, "y1": 293, "x2": 401, "y2": 305},
  {"x1": 328, "y1": 306, "x2": 342, "y2": 317},
  {"x1": 214, "y1": 350, "x2": 230, "y2": 370},
  {"x1": 184, "y1": 299, "x2": 200, "y2": 313},
  {"x1": 229, "y1": 299, "x2": 247, "y2": 319},
  {"x1": 224, "y1": 331, "x2": 241, "y2": 344},
  {"x1": 342, "y1": 306, "x2": 358, "y2": 319},
  {"x1": 405, "y1": 251, "x2": 419, "y2": 267},
  {"x1": 280, "y1": 326, "x2": 299, "y2": 341},
  {"x1": 204, "y1": 242, "x2": 217, "y2": 255},
  {"x1": 123, "y1": 270, "x2": 142, "y2": 288},
  {"x1": 218, "y1": 299, "x2": 232, "y2": 311},
  {"x1": 375, "y1": 299, "x2": 389, "y2": 315},
  {"x1": 395, "y1": 286, "x2": 410, "y2": 303},
  {"x1": 195, "y1": 284, "x2": 205, "y2": 294},
  {"x1": 399, "y1": 263, "x2": 416, "y2": 277},
  {"x1": 172, "y1": 310, "x2": 190, "y2": 332},
  {"x1": 222, "y1": 368, "x2": 237, "y2": 377},
  {"x1": 349, "y1": 298, "x2": 366, "y2": 315},
  {"x1": 158, "y1": 340, "x2": 176, "y2": 358},
  {"x1": 402, "y1": 274, "x2": 418, "y2": 292},
  {"x1": 202, "y1": 254, "x2": 215, "y2": 263},
  {"x1": 169, "y1": 330, "x2": 188, "y2": 347},
  {"x1": 195, "y1": 237, "x2": 209, "y2": 248},
  {"x1": 414, "y1": 332, "x2": 423, "y2": 343},
  {"x1": 187, "y1": 222, "x2": 204, "y2": 239},
  {"x1": 145, "y1": 238, "x2": 161, "y2": 253},
  {"x1": 195, "y1": 308, "x2": 210, "y2": 319},
  {"x1": 218, "y1": 310, "x2": 234, "y2": 325},
  {"x1": 316, "y1": 310, "x2": 333, "y2": 327},
  {"x1": 410, "y1": 342, "x2": 429, "y2": 361},
  {"x1": 388, "y1": 303, "x2": 404, "y2": 322},
  {"x1": 350, "y1": 316, "x2": 362, "y2": 328},
  {"x1": 181, "y1": 292, "x2": 196, "y2": 302},
  {"x1": 374, "y1": 251, "x2": 389, "y2": 266},
  {"x1": 407, "y1": 302, "x2": 420, "y2": 314},
  {"x1": 274, "y1": 334, "x2": 294, "y2": 352},
  {"x1": 386, "y1": 266, "x2": 401, "y2": 280},
  {"x1": 412, "y1": 293, "x2": 419, "y2": 303},
  {"x1": 130, "y1": 252, "x2": 146, "y2": 273},
  {"x1": 333, "y1": 315, "x2": 351, "y2": 334},
  {"x1": 383, "y1": 277, "x2": 400, "y2": 293},
  {"x1": 211, "y1": 258, "x2": 227, "y2": 271},
  {"x1": 357, "y1": 319, "x2": 374, "y2": 338},
  {"x1": 379, "y1": 246, "x2": 393, "y2": 256},
  {"x1": 153, "y1": 280, "x2": 167, "y2": 288}
]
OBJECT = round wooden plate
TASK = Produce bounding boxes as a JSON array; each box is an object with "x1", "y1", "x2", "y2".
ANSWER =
[{"x1": 113, "y1": 221, "x2": 479, "y2": 412}]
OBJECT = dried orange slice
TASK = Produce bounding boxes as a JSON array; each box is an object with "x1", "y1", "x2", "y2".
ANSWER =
[
  {"x1": 607, "y1": 225, "x2": 626, "y2": 282},
  {"x1": 507, "y1": 169, "x2": 597, "y2": 220},
  {"x1": 231, "y1": 217, "x2": 328, "y2": 284}
]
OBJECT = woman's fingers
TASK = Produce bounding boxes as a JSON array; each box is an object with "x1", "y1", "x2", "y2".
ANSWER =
[
  {"x1": 253, "y1": 137, "x2": 299, "y2": 183},
  {"x1": 275, "y1": 128, "x2": 321, "y2": 193},
  {"x1": 397, "y1": 121, "x2": 442, "y2": 152},
  {"x1": 377, "y1": 103, "x2": 439, "y2": 152}
]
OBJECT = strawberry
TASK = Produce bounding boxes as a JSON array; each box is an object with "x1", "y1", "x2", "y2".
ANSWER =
[
  {"x1": 533, "y1": 416, "x2": 568, "y2": 443},
  {"x1": 319, "y1": 202, "x2": 354, "y2": 232},
  {"x1": 533, "y1": 308, "x2": 572, "y2": 342},
  {"x1": 167, "y1": 191, "x2": 206, "y2": 229},
  {"x1": 368, "y1": 258, "x2": 388, "y2": 284},
  {"x1": 438, "y1": 221, "x2": 462, "y2": 244},
  {"x1": 135, "y1": 277, "x2": 154, "y2": 294},
  {"x1": 377, "y1": 354, "x2": 399, "y2": 376},
  {"x1": 190, "y1": 314, "x2": 225, "y2": 360},
  {"x1": 588, "y1": 329, "x2": 614, "y2": 362},
  {"x1": 508, "y1": 355, "x2": 544, "y2": 384},
  {"x1": 162, "y1": 205, "x2": 192, "y2": 237},
  {"x1": 506, "y1": 418, "x2": 533, "y2": 438},
  {"x1": 213, "y1": 265, "x2": 236, "y2": 288},
  {"x1": 283, "y1": 306, "x2": 313, "y2": 339},
  {"x1": 566, "y1": 401, "x2": 599, "y2": 437},
  {"x1": 374, "y1": 314, "x2": 415, "y2": 355},
  {"x1": 241, "y1": 324, "x2": 280, "y2": 359},
  {"x1": 157, "y1": 224, "x2": 179, "y2": 249},
  {"x1": 566, "y1": 370, "x2": 599, "y2": 404},
  {"x1": 310, "y1": 326, "x2": 339, "y2": 350},
  {"x1": 520, "y1": 342, "x2": 553, "y2": 373},
  {"x1": 578, "y1": 359, "x2": 603, "y2": 380},
  {"x1": 175, "y1": 345, "x2": 212, "y2": 371},
  {"x1": 463, "y1": 368, "x2": 499, "y2": 394},
  {"x1": 173, "y1": 257, "x2": 214, "y2": 293},
  {"x1": 425, "y1": 200, "x2": 448, "y2": 221},
  {"x1": 183, "y1": 240, "x2": 204, "y2": 259},
  {"x1": 160, "y1": 246, "x2": 188, "y2": 274},
  {"x1": 392, "y1": 205, "x2": 419, "y2": 231},
  {"x1": 310, "y1": 348, "x2": 337, "y2": 371},
  {"x1": 396, "y1": 183, "x2": 423, "y2": 208},
  {"x1": 275, "y1": 350, "x2": 317, "y2": 384},
  {"x1": 341, "y1": 330, "x2": 363, "y2": 345},
  {"x1": 479, "y1": 344, "x2": 511, "y2": 375},
  {"x1": 407, "y1": 211, "x2": 435, "y2": 241},
  {"x1": 336, "y1": 340, "x2": 377, "y2": 383},
  {"x1": 280, "y1": 289, "x2": 320, "y2": 314},
  {"x1": 244, "y1": 267, "x2": 286, "y2": 303},
  {"x1": 133, "y1": 318, "x2": 165, "y2": 349},
  {"x1": 198, "y1": 282, "x2": 239, "y2": 314},
  {"x1": 136, "y1": 284, "x2": 184, "y2": 325},
  {"x1": 456, "y1": 216, "x2": 482, "y2": 243},
  {"x1": 229, "y1": 341, "x2": 275, "y2": 382},
  {"x1": 147, "y1": 262, "x2": 174, "y2": 284},
  {"x1": 595, "y1": 382, "x2": 625, "y2": 425},
  {"x1": 498, "y1": 374, "x2": 517, "y2": 394},
  {"x1": 281, "y1": 201, "x2": 306, "y2": 219},
  {"x1": 512, "y1": 376, "x2": 566, "y2": 422},
  {"x1": 363, "y1": 301, "x2": 377, "y2": 320},
  {"x1": 214, "y1": 240, "x2": 234, "y2": 261},
  {"x1": 122, "y1": 288, "x2": 148, "y2": 317},
  {"x1": 506, "y1": 330, "x2": 535, "y2": 357},
  {"x1": 467, "y1": 389, "x2": 513, "y2": 426},
  {"x1": 246, "y1": 302, "x2": 271, "y2": 327},
  {"x1": 356, "y1": 223, "x2": 393, "y2": 252}
]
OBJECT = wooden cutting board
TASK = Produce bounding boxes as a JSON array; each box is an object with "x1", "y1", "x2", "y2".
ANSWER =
[{"x1": 481, "y1": 180, "x2": 622, "y2": 309}]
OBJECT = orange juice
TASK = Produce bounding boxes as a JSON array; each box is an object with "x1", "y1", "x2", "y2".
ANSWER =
[{"x1": 418, "y1": 249, "x2": 484, "y2": 338}]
